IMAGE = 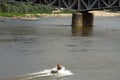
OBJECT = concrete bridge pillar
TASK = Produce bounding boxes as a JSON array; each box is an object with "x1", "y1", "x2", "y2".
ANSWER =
[{"x1": 72, "y1": 11, "x2": 93, "y2": 36}]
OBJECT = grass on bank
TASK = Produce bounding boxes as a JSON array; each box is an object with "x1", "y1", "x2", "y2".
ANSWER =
[{"x1": 0, "y1": 13, "x2": 26, "y2": 17}]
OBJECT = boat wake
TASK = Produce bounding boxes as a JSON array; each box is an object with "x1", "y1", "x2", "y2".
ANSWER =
[{"x1": 4, "y1": 64, "x2": 73, "y2": 80}]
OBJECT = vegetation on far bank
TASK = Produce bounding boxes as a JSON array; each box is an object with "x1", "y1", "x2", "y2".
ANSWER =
[{"x1": 0, "y1": 2, "x2": 74, "y2": 17}]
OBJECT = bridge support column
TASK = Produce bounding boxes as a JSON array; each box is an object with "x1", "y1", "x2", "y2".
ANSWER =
[{"x1": 72, "y1": 11, "x2": 93, "y2": 36}]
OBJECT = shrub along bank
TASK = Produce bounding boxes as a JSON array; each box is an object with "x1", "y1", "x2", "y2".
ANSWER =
[{"x1": 0, "y1": 2, "x2": 54, "y2": 17}]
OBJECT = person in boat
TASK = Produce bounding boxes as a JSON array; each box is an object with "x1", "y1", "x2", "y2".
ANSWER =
[{"x1": 51, "y1": 64, "x2": 62, "y2": 74}]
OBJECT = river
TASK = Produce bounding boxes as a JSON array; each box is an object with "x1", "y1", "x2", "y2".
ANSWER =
[{"x1": 0, "y1": 16, "x2": 120, "y2": 80}]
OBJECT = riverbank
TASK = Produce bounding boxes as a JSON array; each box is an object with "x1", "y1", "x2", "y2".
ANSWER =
[
  {"x1": 0, "y1": 11, "x2": 120, "y2": 20},
  {"x1": 90, "y1": 11, "x2": 120, "y2": 17},
  {"x1": 0, "y1": 13, "x2": 72, "y2": 20}
]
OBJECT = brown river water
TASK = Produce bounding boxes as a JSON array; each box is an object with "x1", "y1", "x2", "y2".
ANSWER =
[{"x1": 0, "y1": 16, "x2": 120, "y2": 80}]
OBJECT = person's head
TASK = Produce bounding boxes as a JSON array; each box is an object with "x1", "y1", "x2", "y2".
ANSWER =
[{"x1": 57, "y1": 63, "x2": 62, "y2": 70}]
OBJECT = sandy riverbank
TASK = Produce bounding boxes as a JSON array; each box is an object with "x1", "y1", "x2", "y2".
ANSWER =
[
  {"x1": 90, "y1": 11, "x2": 120, "y2": 17},
  {"x1": 0, "y1": 11, "x2": 120, "y2": 20},
  {"x1": 0, "y1": 13, "x2": 72, "y2": 20},
  {"x1": 22, "y1": 11, "x2": 120, "y2": 18}
]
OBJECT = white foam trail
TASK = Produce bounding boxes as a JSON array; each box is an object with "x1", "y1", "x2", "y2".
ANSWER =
[
  {"x1": 26, "y1": 70, "x2": 50, "y2": 76},
  {"x1": 23, "y1": 67, "x2": 73, "y2": 80},
  {"x1": 24, "y1": 74, "x2": 49, "y2": 80},
  {"x1": 23, "y1": 69, "x2": 53, "y2": 80}
]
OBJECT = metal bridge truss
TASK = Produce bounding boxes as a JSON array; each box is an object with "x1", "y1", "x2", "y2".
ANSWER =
[{"x1": 37, "y1": 0, "x2": 120, "y2": 11}]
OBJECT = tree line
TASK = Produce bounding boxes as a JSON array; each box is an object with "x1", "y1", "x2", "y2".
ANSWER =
[{"x1": 0, "y1": 2, "x2": 53, "y2": 14}]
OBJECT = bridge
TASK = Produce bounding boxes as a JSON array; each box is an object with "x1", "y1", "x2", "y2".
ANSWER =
[
  {"x1": 5, "y1": 0, "x2": 120, "y2": 11},
  {"x1": 35, "y1": 0, "x2": 120, "y2": 11}
]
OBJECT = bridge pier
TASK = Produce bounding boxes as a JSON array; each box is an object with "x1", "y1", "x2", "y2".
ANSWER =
[{"x1": 72, "y1": 11, "x2": 93, "y2": 36}]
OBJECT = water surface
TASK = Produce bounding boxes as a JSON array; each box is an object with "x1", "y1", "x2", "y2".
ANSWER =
[{"x1": 0, "y1": 16, "x2": 120, "y2": 80}]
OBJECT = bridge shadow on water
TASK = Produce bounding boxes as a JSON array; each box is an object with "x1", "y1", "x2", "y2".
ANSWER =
[{"x1": 71, "y1": 26, "x2": 94, "y2": 37}]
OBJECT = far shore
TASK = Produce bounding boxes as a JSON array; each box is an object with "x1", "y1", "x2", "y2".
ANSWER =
[
  {"x1": 0, "y1": 13, "x2": 72, "y2": 20},
  {"x1": 0, "y1": 11, "x2": 120, "y2": 20},
  {"x1": 90, "y1": 11, "x2": 120, "y2": 17}
]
